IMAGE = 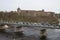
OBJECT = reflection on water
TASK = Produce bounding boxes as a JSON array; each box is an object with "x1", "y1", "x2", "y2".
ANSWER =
[
  {"x1": 21, "y1": 27, "x2": 60, "y2": 40},
  {"x1": 0, "y1": 27, "x2": 60, "y2": 40},
  {"x1": 23, "y1": 27, "x2": 40, "y2": 36}
]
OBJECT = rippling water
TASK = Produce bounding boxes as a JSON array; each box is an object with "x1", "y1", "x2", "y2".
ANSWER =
[
  {"x1": 0, "y1": 27, "x2": 60, "y2": 40},
  {"x1": 23, "y1": 27, "x2": 60, "y2": 40}
]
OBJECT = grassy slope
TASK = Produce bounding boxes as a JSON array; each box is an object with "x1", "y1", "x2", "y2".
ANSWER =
[{"x1": 0, "y1": 12, "x2": 59, "y2": 24}]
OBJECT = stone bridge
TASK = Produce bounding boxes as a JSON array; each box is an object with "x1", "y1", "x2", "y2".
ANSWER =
[{"x1": 0, "y1": 21, "x2": 60, "y2": 29}]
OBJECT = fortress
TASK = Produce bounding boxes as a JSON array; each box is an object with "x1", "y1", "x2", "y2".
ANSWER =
[
  {"x1": 17, "y1": 8, "x2": 55, "y2": 17},
  {"x1": 0, "y1": 8, "x2": 55, "y2": 17},
  {"x1": 0, "y1": 8, "x2": 58, "y2": 24}
]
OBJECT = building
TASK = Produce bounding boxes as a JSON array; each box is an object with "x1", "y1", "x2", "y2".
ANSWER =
[{"x1": 16, "y1": 8, "x2": 54, "y2": 17}]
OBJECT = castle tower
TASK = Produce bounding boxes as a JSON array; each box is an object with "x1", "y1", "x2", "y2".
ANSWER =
[
  {"x1": 42, "y1": 9, "x2": 44, "y2": 12},
  {"x1": 17, "y1": 8, "x2": 21, "y2": 15}
]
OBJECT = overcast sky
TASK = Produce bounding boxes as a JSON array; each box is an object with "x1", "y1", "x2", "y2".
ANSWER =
[{"x1": 0, "y1": 0, "x2": 60, "y2": 13}]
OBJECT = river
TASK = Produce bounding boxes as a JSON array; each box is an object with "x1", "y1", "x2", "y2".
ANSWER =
[{"x1": 0, "y1": 27, "x2": 60, "y2": 40}]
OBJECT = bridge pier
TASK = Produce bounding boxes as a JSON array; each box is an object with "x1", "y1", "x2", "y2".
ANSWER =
[
  {"x1": 13, "y1": 26, "x2": 24, "y2": 37},
  {"x1": 40, "y1": 29, "x2": 47, "y2": 40}
]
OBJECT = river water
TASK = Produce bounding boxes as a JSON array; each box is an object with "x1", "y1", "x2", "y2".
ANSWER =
[
  {"x1": 0, "y1": 27, "x2": 60, "y2": 40},
  {"x1": 23, "y1": 27, "x2": 60, "y2": 40}
]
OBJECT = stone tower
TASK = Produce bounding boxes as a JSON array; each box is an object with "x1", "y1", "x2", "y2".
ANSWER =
[{"x1": 17, "y1": 8, "x2": 21, "y2": 15}]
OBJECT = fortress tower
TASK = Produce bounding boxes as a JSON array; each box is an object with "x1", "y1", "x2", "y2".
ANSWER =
[{"x1": 17, "y1": 8, "x2": 21, "y2": 15}]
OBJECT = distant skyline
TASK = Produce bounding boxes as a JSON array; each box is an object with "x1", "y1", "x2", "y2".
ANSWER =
[{"x1": 0, "y1": 0, "x2": 60, "y2": 13}]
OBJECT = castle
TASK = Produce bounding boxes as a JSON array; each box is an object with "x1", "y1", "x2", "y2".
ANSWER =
[
  {"x1": 0, "y1": 8, "x2": 55, "y2": 17},
  {"x1": 16, "y1": 8, "x2": 55, "y2": 17}
]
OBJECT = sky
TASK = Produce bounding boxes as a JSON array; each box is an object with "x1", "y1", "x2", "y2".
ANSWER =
[{"x1": 0, "y1": 0, "x2": 60, "y2": 13}]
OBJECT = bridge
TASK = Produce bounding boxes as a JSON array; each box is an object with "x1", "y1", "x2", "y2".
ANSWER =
[{"x1": 0, "y1": 21, "x2": 60, "y2": 29}]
